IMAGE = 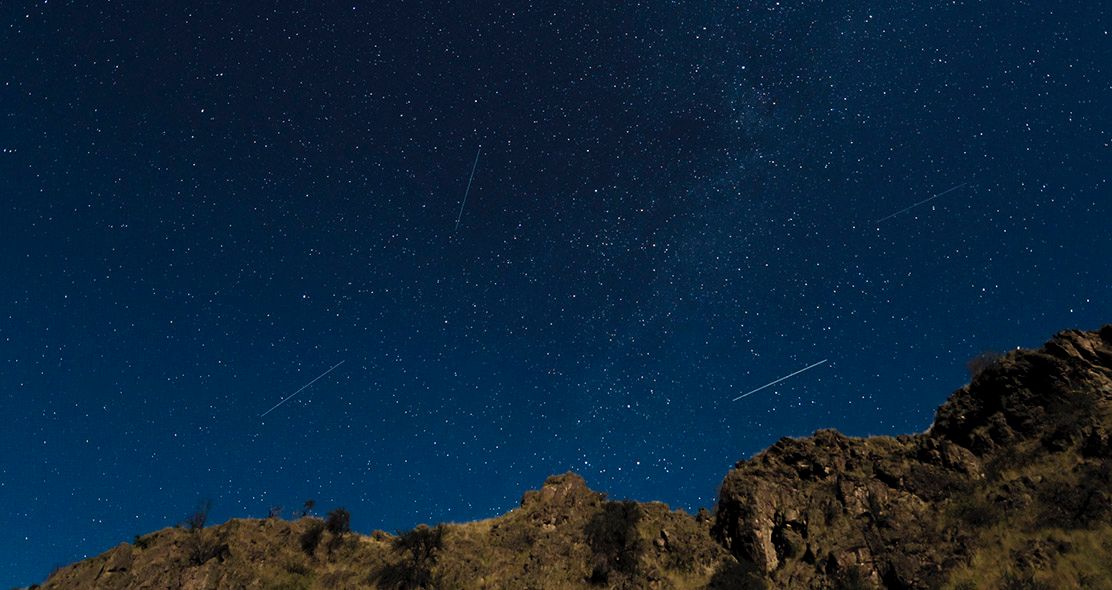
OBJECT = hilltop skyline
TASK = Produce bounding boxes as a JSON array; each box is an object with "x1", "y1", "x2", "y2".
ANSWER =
[{"x1": 2, "y1": 2, "x2": 1108, "y2": 586}]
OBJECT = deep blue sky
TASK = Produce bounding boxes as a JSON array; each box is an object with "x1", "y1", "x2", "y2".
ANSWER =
[{"x1": 2, "y1": 1, "x2": 1109, "y2": 585}]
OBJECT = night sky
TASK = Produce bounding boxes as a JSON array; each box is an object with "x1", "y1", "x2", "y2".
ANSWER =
[{"x1": 2, "y1": 2, "x2": 1109, "y2": 585}]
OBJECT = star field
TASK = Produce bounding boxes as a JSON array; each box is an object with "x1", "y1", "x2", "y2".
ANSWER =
[{"x1": 1, "y1": 2, "x2": 1109, "y2": 585}]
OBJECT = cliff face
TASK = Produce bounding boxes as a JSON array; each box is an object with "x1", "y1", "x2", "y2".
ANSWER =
[
  {"x1": 713, "y1": 326, "x2": 1112, "y2": 589},
  {"x1": 38, "y1": 326, "x2": 1112, "y2": 589}
]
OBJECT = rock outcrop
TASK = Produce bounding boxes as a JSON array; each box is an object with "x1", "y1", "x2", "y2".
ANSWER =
[
  {"x1": 713, "y1": 326, "x2": 1112, "y2": 588},
  {"x1": 38, "y1": 326, "x2": 1112, "y2": 589}
]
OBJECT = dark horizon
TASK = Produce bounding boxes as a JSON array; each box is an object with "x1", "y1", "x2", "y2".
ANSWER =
[{"x1": 2, "y1": 2, "x2": 1109, "y2": 586}]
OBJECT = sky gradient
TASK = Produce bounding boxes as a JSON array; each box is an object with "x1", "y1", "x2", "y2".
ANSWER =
[{"x1": 2, "y1": 2, "x2": 1109, "y2": 586}]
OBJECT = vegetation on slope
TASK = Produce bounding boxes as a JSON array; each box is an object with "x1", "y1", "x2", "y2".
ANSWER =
[
  {"x1": 35, "y1": 325, "x2": 1112, "y2": 589},
  {"x1": 39, "y1": 473, "x2": 753, "y2": 590}
]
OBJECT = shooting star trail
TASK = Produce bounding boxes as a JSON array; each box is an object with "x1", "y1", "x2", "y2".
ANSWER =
[
  {"x1": 875, "y1": 182, "x2": 967, "y2": 224},
  {"x1": 732, "y1": 359, "x2": 829, "y2": 402},
  {"x1": 454, "y1": 145, "x2": 482, "y2": 232},
  {"x1": 260, "y1": 360, "x2": 346, "y2": 418}
]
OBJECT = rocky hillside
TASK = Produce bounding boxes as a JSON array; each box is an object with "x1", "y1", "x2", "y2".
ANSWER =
[
  {"x1": 715, "y1": 326, "x2": 1112, "y2": 589},
  {"x1": 37, "y1": 474, "x2": 752, "y2": 590},
  {"x1": 36, "y1": 326, "x2": 1112, "y2": 589}
]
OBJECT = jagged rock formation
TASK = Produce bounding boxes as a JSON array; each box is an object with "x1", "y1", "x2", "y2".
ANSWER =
[
  {"x1": 36, "y1": 326, "x2": 1112, "y2": 589},
  {"x1": 714, "y1": 326, "x2": 1112, "y2": 588}
]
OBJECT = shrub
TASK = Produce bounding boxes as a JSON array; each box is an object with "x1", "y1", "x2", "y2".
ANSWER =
[
  {"x1": 326, "y1": 508, "x2": 351, "y2": 537},
  {"x1": 393, "y1": 524, "x2": 445, "y2": 562},
  {"x1": 951, "y1": 493, "x2": 1003, "y2": 528},
  {"x1": 586, "y1": 501, "x2": 644, "y2": 580},
  {"x1": 300, "y1": 520, "x2": 326, "y2": 556},
  {"x1": 285, "y1": 559, "x2": 313, "y2": 576},
  {"x1": 1035, "y1": 460, "x2": 1112, "y2": 529},
  {"x1": 301, "y1": 499, "x2": 316, "y2": 517},
  {"x1": 269, "y1": 505, "x2": 284, "y2": 519},
  {"x1": 373, "y1": 524, "x2": 446, "y2": 588},
  {"x1": 967, "y1": 351, "x2": 1003, "y2": 379},
  {"x1": 324, "y1": 508, "x2": 352, "y2": 554},
  {"x1": 184, "y1": 499, "x2": 213, "y2": 531},
  {"x1": 185, "y1": 530, "x2": 229, "y2": 566}
]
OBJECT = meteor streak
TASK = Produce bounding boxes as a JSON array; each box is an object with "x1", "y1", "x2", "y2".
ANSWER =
[
  {"x1": 454, "y1": 146, "x2": 482, "y2": 232},
  {"x1": 875, "y1": 182, "x2": 967, "y2": 224},
  {"x1": 261, "y1": 360, "x2": 346, "y2": 418},
  {"x1": 732, "y1": 359, "x2": 829, "y2": 402}
]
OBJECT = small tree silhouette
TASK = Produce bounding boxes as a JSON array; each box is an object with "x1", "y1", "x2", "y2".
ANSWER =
[
  {"x1": 268, "y1": 505, "x2": 283, "y2": 519},
  {"x1": 395, "y1": 524, "x2": 445, "y2": 563},
  {"x1": 326, "y1": 508, "x2": 351, "y2": 536},
  {"x1": 301, "y1": 499, "x2": 316, "y2": 517},
  {"x1": 181, "y1": 499, "x2": 226, "y2": 566},
  {"x1": 374, "y1": 524, "x2": 447, "y2": 587},
  {"x1": 325, "y1": 507, "x2": 352, "y2": 554},
  {"x1": 184, "y1": 499, "x2": 212, "y2": 531}
]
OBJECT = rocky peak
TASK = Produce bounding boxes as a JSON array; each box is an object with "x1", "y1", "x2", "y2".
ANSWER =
[
  {"x1": 520, "y1": 472, "x2": 603, "y2": 509},
  {"x1": 712, "y1": 326, "x2": 1112, "y2": 588},
  {"x1": 930, "y1": 327, "x2": 1112, "y2": 454},
  {"x1": 518, "y1": 472, "x2": 606, "y2": 531}
]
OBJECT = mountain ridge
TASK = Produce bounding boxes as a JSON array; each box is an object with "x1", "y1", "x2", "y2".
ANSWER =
[{"x1": 35, "y1": 325, "x2": 1112, "y2": 589}]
